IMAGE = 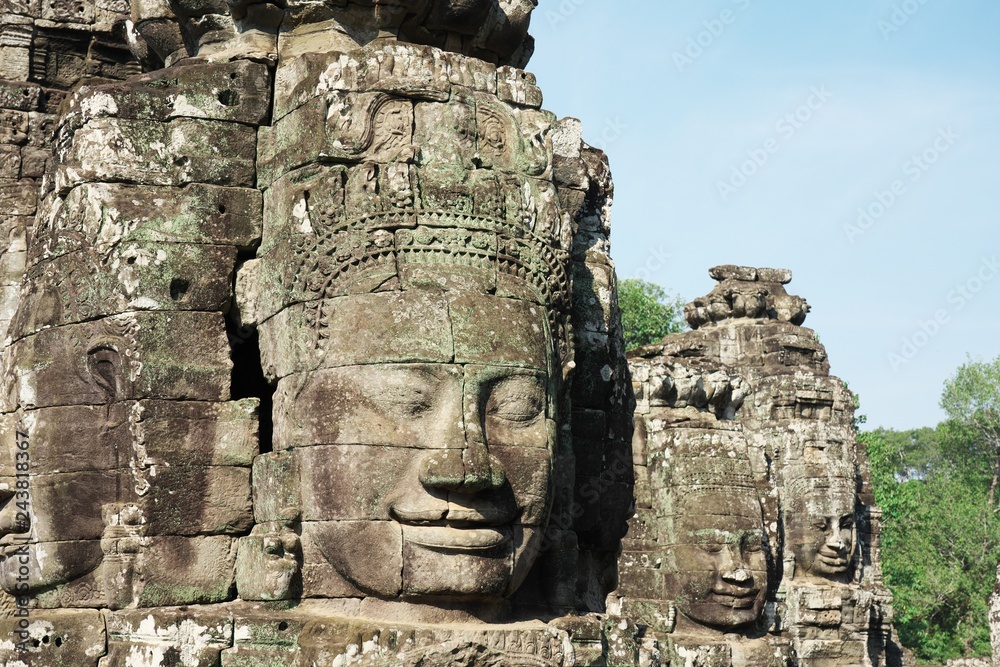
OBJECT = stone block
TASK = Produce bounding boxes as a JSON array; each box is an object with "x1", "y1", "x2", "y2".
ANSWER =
[
  {"x1": 57, "y1": 117, "x2": 256, "y2": 190},
  {"x1": 61, "y1": 182, "x2": 262, "y2": 251},
  {"x1": 413, "y1": 97, "x2": 476, "y2": 171},
  {"x1": 224, "y1": 616, "x2": 302, "y2": 665},
  {"x1": 300, "y1": 520, "x2": 400, "y2": 598},
  {"x1": 450, "y1": 294, "x2": 549, "y2": 369},
  {"x1": 256, "y1": 96, "x2": 325, "y2": 188},
  {"x1": 136, "y1": 535, "x2": 237, "y2": 606},
  {"x1": 0, "y1": 144, "x2": 21, "y2": 181},
  {"x1": 490, "y1": 444, "x2": 551, "y2": 526},
  {"x1": 271, "y1": 364, "x2": 464, "y2": 452},
  {"x1": 251, "y1": 451, "x2": 298, "y2": 524},
  {"x1": 67, "y1": 60, "x2": 272, "y2": 126},
  {"x1": 0, "y1": 81, "x2": 42, "y2": 112},
  {"x1": 572, "y1": 262, "x2": 613, "y2": 334},
  {"x1": 497, "y1": 66, "x2": 542, "y2": 109},
  {"x1": 17, "y1": 404, "x2": 130, "y2": 473},
  {"x1": 396, "y1": 226, "x2": 497, "y2": 294},
  {"x1": 571, "y1": 331, "x2": 612, "y2": 409},
  {"x1": 41, "y1": 0, "x2": 95, "y2": 24},
  {"x1": 141, "y1": 465, "x2": 252, "y2": 536},
  {"x1": 0, "y1": 108, "x2": 28, "y2": 145},
  {"x1": 401, "y1": 528, "x2": 509, "y2": 597},
  {"x1": 23, "y1": 243, "x2": 237, "y2": 319},
  {"x1": 20, "y1": 146, "x2": 50, "y2": 177},
  {"x1": 9, "y1": 312, "x2": 231, "y2": 408},
  {"x1": 235, "y1": 523, "x2": 300, "y2": 601},
  {"x1": 24, "y1": 470, "x2": 119, "y2": 542},
  {"x1": 104, "y1": 606, "x2": 233, "y2": 666},
  {"x1": 260, "y1": 163, "x2": 349, "y2": 253},
  {"x1": 262, "y1": 291, "x2": 454, "y2": 375},
  {"x1": 134, "y1": 399, "x2": 259, "y2": 468},
  {"x1": 0, "y1": 608, "x2": 105, "y2": 667},
  {"x1": 293, "y1": 445, "x2": 417, "y2": 521},
  {"x1": 0, "y1": 179, "x2": 35, "y2": 215}
]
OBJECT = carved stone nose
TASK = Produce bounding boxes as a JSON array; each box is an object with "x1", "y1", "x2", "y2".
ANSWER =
[
  {"x1": 722, "y1": 567, "x2": 752, "y2": 584},
  {"x1": 418, "y1": 443, "x2": 506, "y2": 494}
]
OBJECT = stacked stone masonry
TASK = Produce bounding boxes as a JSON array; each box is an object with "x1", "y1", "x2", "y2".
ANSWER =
[{"x1": 0, "y1": 2, "x2": 922, "y2": 665}]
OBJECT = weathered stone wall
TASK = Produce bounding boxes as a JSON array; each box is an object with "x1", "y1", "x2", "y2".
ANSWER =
[{"x1": 0, "y1": 0, "x2": 135, "y2": 339}]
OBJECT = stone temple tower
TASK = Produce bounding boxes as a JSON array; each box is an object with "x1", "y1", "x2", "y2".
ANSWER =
[
  {"x1": 619, "y1": 266, "x2": 906, "y2": 666},
  {"x1": 0, "y1": 2, "x2": 903, "y2": 664}
]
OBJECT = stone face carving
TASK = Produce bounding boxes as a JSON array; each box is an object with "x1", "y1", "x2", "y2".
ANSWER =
[
  {"x1": 0, "y1": 0, "x2": 903, "y2": 661},
  {"x1": 0, "y1": 0, "x2": 639, "y2": 661},
  {"x1": 617, "y1": 266, "x2": 903, "y2": 666},
  {"x1": 666, "y1": 437, "x2": 768, "y2": 631}
]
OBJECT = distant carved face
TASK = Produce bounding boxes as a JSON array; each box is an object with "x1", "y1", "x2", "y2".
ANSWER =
[
  {"x1": 669, "y1": 491, "x2": 768, "y2": 629},
  {"x1": 274, "y1": 290, "x2": 556, "y2": 599},
  {"x1": 787, "y1": 489, "x2": 856, "y2": 578}
]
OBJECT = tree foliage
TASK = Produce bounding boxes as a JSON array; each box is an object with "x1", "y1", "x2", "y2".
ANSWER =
[
  {"x1": 617, "y1": 279, "x2": 686, "y2": 350},
  {"x1": 864, "y1": 355, "x2": 1000, "y2": 663},
  {"x1": 941, "y1": 356, "x2": 1000, "y2": 506}
]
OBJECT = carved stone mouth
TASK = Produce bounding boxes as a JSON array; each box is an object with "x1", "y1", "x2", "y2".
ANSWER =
[
  {"x1": 816, "y1": 550, "x2": 849, "y2": 567},
  {"x1": 402, "y1": 524, "x2": 510, "y2": 551},
  {"x1": 710, "y1": 588, "x2": 759, "y2": 608}
]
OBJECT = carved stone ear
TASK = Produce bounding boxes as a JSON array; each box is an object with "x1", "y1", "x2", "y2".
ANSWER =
[{"x1": 87, "y1": 342, "x2": 126, "y2": 401}]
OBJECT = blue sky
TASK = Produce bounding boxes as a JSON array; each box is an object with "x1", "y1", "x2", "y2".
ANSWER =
[{"x1": 528, "y1": 1, "x2": 1000, "y2": 430}]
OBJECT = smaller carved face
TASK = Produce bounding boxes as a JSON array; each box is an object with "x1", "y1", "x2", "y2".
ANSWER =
[
  {"x1": 670, "y1": 491, "x2": 768, "y2": 629},
  {"x1": 787, "y1": 489, "x2": 856, "y2": 578}
]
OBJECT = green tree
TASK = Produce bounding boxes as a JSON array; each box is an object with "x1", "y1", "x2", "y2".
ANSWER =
[
  {"x1": 941, "y1": 356, "x2": 1000, "y2": 506},
  {"x1": 867, "y1": 426, "x2": 940, "y2": 481},
  {"x1": 863, "y1": 358, "x2": 1000, "y2": 663},
  {"x1": 617, "y1": 278, "x2": 685, "y2": 350}
]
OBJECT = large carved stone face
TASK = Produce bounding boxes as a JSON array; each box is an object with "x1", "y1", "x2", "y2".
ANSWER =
[
  {"x1": 272, "y1": 290, "x2": 555, "y2": 599},
  {"x1": 670, "y1": 491, "x2": 768, "y2": 629},
  {"x1": 787, "y1": 489, "x2": 856, "y2": 578}
]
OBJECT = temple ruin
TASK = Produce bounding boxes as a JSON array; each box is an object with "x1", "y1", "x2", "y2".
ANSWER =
[{"x1": 0, "y1": 1, "x2": 926, "y2": 664}]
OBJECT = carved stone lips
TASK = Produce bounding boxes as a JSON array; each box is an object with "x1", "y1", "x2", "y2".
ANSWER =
[
  {"x1": 403, "y1": 524, "x2": 510, "y2": 552},
  {"x1": 710, "y1": 588, "x2": 759, "y2": 609},
  {"x1": 816, "y1": 548, "x2": 848, "y2": 568}
]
